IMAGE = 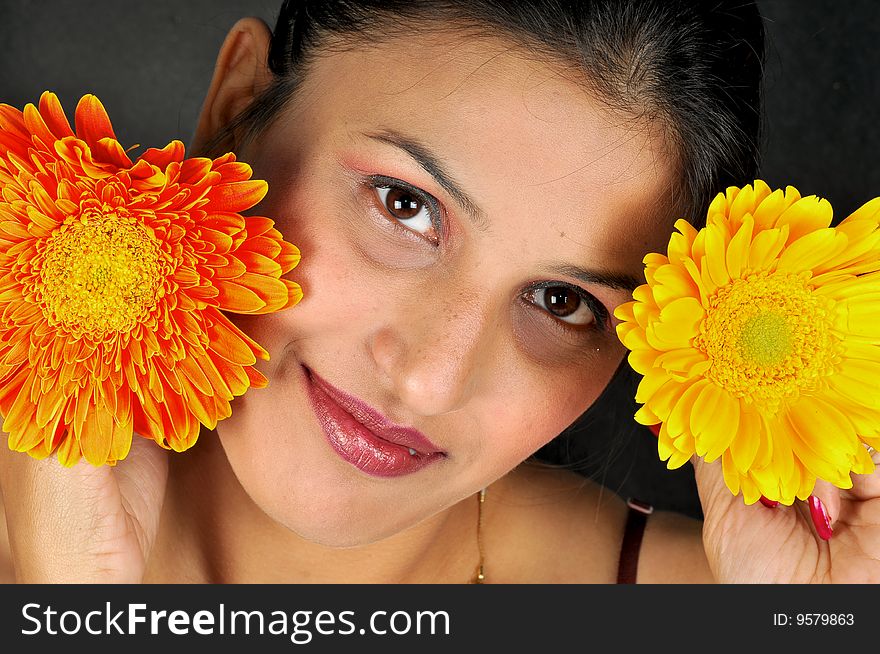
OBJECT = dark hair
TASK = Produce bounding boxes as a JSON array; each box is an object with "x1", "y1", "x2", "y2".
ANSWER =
[{"x1": 217, "y1": 0, "x2": 765, "y2": 223}]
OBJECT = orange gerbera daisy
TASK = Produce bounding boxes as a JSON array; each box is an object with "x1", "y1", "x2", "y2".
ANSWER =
[
  {"x1": 0, "y1": 92, "x2": 302, "y2": 466},
  {"x1": 615, "y1": 180, "x2": 879, "y2": 505}
]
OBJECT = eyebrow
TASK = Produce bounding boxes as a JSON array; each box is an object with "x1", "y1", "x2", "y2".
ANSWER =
[
  {"x1": 364, "y1": 129, "x2": 489, "y2": 230},
  {"x1": 551, "y1": 265, "x2": 643, "y2": 293},
  {"x1": 365, "y1": 129, "x2": 643, "y2": 294}
]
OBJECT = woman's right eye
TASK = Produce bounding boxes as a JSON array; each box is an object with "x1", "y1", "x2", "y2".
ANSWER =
[{"x1": 369, "y1": 178, "x2": 442, "y2": 245}]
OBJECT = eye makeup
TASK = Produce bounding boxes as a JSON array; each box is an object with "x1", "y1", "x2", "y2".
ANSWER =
[
  {"x1": 362, "y1": 174, "x2": 446, "y2": 245},
  {"x1": 521, "y1": 280, "x2": 611, "y2": 335},
  {"x1": 339, "y1": 151, "x2": 621, "y2": 348}
]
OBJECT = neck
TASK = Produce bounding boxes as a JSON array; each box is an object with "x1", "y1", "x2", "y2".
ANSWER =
[{"x1": 144, "y1": 433, "x2": 480, "y2": 583}]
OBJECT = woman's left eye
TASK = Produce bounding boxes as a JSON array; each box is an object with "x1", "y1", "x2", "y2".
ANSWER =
[
  {"x1": 371, "y1": 179, "x2": 441, "y2": 244},
  {"x1": 526, "y1": 285, "x2": 603, "y2": 328}
]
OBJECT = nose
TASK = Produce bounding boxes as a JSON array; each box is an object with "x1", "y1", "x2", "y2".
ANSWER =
[{"x1": 368, "y1": 287, "x2": 497, "y2": 417}]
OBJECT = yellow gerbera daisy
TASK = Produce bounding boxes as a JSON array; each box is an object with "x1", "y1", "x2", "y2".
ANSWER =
[
  {"x1": 614, "y1": 180, "x2": 879, "y2": 505},
  {"x1": 0, "y1": 92, "x2": 302, "y2": 466}
]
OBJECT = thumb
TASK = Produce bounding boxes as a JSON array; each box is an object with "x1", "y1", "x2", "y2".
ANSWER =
[
  {"x1": 689, "y1": 453, "x2": 733, "y2": 515},
  {"x1": 114, "y1": 434, "x2": 169, "y2": 557}
]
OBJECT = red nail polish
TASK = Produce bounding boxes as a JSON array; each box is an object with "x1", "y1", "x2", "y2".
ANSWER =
[
  {"x1": 808, "y1": 495, "x2": 833, "y2": 541},
  {"x1": 648, "y1": 423, "x2": 661, "y2": 437},
  {"x1": 759, "y1": 496, "x2": 778, "y2": 508}
]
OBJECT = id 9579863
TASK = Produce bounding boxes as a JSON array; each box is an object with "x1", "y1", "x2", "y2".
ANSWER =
[{"x1": 773, "y1": 614, "x2": 855, "y2": 627}]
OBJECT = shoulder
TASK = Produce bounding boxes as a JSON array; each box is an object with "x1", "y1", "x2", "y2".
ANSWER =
[
  {"x1": 638, "y1": 506, "x2": 713, "y2": 583},
  {"x1": 482, "y1": 462, "x2": 630, "y2": 583},
  {"x1": 482, "y1": 462, "x2": 714, "y2": 583}
]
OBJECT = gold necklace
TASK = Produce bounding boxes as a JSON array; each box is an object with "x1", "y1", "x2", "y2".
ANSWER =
[{"x1": 470, "y1": 487, "x2": 487, "y2": 584}]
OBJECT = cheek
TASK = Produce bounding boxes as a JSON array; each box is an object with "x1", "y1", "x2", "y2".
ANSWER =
[
  {"x1": 231, "y1": 204, "x2": 385, "y2": 360},
  {"x1": 476, "y1": 353, "x2": 619, "y2": 475}
]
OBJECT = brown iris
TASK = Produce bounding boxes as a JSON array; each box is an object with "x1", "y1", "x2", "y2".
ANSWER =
[
  {"x1": 384, "y1": 187, "x2": 422, "y2": 220},
  {"x1": 544, "y1": 286, "x2": 581, "y2": 317}
]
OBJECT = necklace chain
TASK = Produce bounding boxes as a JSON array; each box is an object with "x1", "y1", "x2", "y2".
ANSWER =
[{"x1": 471, "y1": 487, "x2": 487, "y2": 584}]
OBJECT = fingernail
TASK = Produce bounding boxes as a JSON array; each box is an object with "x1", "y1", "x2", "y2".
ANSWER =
[
  {"x1": 808, "y1": 495, "x2": 833, "y2": 541},
  {"x1": 648, "y1": 423, "x2": 661, "y2": 437},
  {"x1": 759, "y1": 496, "x2": 778, "y2": 508}
]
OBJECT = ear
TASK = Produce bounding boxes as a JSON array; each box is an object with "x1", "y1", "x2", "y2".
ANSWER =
[{"x1": 191, "y1": 17, "x2": 273, "y2": 155}]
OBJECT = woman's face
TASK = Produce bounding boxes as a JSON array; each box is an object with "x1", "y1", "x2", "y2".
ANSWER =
[{"x1": 217, "y1": 29, "x2": 675, "y2": 546}]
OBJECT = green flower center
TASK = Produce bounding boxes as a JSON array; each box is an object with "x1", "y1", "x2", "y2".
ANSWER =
[
  {"x1": 737, "y1": 311, "x2": 791, "y2": 366},
  {"x1": 693, "y1": 270, "x2": 840, "y2": 410}
]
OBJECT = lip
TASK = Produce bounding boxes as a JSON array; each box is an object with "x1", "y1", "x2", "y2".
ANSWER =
[{"x1": 303, "y1": 366, "x2": 446, "y2": 477}]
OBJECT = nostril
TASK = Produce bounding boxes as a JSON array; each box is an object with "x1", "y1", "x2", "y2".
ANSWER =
[{"x1": 367, "y1": 304, "x2": 489, "y2": 416}]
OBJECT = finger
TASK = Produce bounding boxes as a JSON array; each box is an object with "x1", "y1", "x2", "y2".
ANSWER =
[
  {"x1": 810, "y1": 480, "x2": 839, "y2": 524},
  {"x1": 808, "y1": 480, "x2": 838, "y2": 541},
  {"x1": 113, "y1": 434, "x2": 169, "y2": 555},
  {"x1": 843, "y1": 446, "x2": 880, "y2": 502},
  {"x1": 0, "y1": 438, "x2": 117, "y2": 581},
  {"x1": 689, "y1": 453, "x2": 738, "y2": 516}
]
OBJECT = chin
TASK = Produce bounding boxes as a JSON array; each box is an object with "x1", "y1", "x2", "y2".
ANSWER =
[
  {"x1": 254, "y1": 470, "x2": 438, "y2": 549},
  {"x1": 267, "y1": 493, "x2": 422, "y2": 549},
  {"x1": 215, "y1": 414, "x2": 438, "y2": 548}
]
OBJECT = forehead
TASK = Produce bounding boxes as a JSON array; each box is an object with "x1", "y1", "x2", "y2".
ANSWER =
[{"x1": 285, "y1": 29, "x2": 677, "y2": 266}]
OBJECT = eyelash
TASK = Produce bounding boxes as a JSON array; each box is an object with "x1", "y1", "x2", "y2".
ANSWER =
[
  {"x1": 365, "y1": 175, "x2": 444, "y2": 244},
  {"x1": 522, "y1": 281, "x2": 611, "y2": 335},
  {"x1": 362, "y1": 174, "x2": 611, "y2": 336}
]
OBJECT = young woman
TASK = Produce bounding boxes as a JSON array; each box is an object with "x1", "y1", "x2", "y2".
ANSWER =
[{"x1": 0, "y1": 0, "x2": 877, "y2": 584}]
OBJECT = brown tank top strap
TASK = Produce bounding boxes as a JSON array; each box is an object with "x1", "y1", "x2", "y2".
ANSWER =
[{"x1": 616, "y1": 497, "x2": 653, "y2": 584}]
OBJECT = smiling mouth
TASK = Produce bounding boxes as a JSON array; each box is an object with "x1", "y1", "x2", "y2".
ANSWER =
[{"x1": 302, "y1": 365, "x2": 446, "y2": 477}]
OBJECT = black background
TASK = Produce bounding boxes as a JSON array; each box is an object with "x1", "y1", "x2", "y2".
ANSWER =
[
  {"x1": 0, "y1": 1, "x2": 877, "y2": 518},
  {"x1": 0, "y1": 584, "x2": 873, "y2": 650}
]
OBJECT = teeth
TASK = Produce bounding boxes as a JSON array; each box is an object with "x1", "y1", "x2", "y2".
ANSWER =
[{"x1": 408, "y1": 447, "x2": 417, "y2": 456}]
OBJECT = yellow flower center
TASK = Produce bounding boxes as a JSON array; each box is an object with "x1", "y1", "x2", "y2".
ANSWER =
[
  {"x1": 694, "y1": 271, "x2": 839, "y2": 410},
  {"x1": 40, "y1": 211, "x2": 163, "y2": 334}
]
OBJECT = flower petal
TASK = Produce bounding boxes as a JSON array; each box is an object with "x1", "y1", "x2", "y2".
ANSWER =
[
  {"x1": 208, "y1": 180, "x2": 268, "y2": 212},
  {"x1": 775, "y1": 195, "x2": 833, "y2": 242},
  {"x1": 79, "y1": 399, "x2": 114, "y2": 466},
  {"x1": 74, "y1": 94, "x2": 118, "y2": 148},
  {"x1": 38, "y1": 91, "x2": 74, "y2": 139}
]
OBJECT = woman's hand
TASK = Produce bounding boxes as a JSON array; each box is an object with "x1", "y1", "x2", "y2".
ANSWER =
[
  {"x1": 693, "y1": 448, "x2": 880, "y2": 583},
  {"x1": 0, "y1": 434, "x2": 168, "y2": 583}
]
